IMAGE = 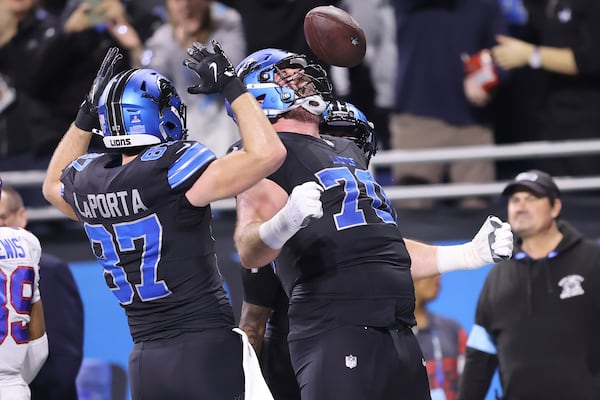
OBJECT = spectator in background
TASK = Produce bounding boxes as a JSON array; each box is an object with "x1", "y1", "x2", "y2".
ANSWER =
[
  {"x1": 491, "y1": 0, "x2": 600, "y2": 177},
  {"x1": 459, "y1": 170, "x2": 600, "y2": 399},
  {"x1": 0, "y1": 185, "x2": 84, "y2": 400},
  {"x1": 219, "y1": 0, "x2": 339, "y2": 57},
  {"x1": 110, "y1": 0, "x2": 246, "y2": 156},
  {"x1": 489, "y1": 0, "x2": 543, "y2": 179},
  {"x1": 413, "y1": 275, "x2": 466, "y2": 400},
  {"x1": 0, "y1": 0, "x2": 71, "y2": 164},
  {"x1": 389, "y1": 0, "x2": 508, "y2": 208},
  {"x1": 331, "y1": 0, "x2": 396, "y2": 151},
  {"x1": 0, "y1": 0, "x2": 134, "y2": 169},
  {"x1": 60, "y1": 0, "x2": 164, "y2": 44}
]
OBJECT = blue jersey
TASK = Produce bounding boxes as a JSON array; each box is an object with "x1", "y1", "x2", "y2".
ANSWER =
[{"x1": 61, "y1": 141, "x2": 235, "y2": 342}]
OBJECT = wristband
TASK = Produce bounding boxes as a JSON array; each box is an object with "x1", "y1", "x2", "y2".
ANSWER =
[
  {"x1": 528, "y1": 46, "x2": 542, "y2": 69},
  {"x1": 74, "y1": 104, "x2": 100, "y2": 132},
  {"x1": 258, "y1": 208, "x2": 302, "y2": 250},
  {"x1": 222, "y1": 78, "x2": 248, "y2": 104},
  {"x1": 437, "y1": 242, "x2": 485, "y2": 274}
]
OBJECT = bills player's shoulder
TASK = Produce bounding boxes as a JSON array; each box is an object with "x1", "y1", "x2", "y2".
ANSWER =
[{"x1": 0, "y1": 227, "x2": 42, "y2": 264}]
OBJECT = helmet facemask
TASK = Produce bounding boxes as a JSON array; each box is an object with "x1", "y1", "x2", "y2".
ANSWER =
[
  {"x1": 320, "y1": 101, "x2": 378, "y2": 163},
  {"x1": 143, "y1": 77, "x2": 188, "y2": 142},
  {"x1": 233, "y1": 49, "x2": 332, "y2": 119}
]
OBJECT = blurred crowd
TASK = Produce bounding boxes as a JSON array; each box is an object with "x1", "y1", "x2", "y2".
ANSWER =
[{"x1": 1, "y1": 0, "x2": 599, "y2": 208}]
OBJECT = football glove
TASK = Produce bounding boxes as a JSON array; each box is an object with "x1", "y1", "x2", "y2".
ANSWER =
[
  {"x1": 259, "y1": 181, "x2": 324, "y2": 250},
  {"x1": 183, "y1": 40, "x2": 247, "y2": 102},
  {"x1": 75, "y1": 47, "x2": 123, "y2": 132},
  {"x1": 437, "y1": 215, "x2": 513, "y2": 273},
  {"x1": 474, "y1": 215, "x2": 513, "y2": 263}
]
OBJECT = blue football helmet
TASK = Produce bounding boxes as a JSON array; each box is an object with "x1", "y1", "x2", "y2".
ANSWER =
[
  {"x1": 230, "y1": 48, "x2": 332, "y2": 119},
  {"x1": 320, "y1": 100, "x2": 378, "y2": 163},
  {"x1": 98, "y1": 69, "x2": 187, "y2": 149}
]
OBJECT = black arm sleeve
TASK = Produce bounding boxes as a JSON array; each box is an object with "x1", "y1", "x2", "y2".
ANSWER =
[
  {"x1": 241, "y1": 264, "x2": 282, "y2": 308},
  {"x1": 458, "y1": 347, "x2": 499, "y2": 400}
]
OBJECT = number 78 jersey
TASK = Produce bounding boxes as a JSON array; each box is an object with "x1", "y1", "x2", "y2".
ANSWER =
[
  {"x1": 0, "y1": 227, "x2": 41, "y2": 384},
  {"x1": 269, "y1": 133, "x2": 412, "y2": 298}
]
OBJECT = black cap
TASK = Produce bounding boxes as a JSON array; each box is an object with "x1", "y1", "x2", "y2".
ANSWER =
[{"x1": 502, "y1": 170, "x2": 560, "y2": 199}]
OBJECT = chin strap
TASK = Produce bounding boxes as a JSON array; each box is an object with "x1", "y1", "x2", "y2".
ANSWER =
[{"x1": 299, "y1": 94, "x2": 327, "y2": 115}]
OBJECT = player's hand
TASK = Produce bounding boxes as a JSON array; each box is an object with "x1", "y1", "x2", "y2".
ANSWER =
[
  {"x1": 183, "y1": 40, "x2": 246, "y2": 102},
  {"x1": 472, "y1": 215, "x2": 513, "y2": 263},
  {"x1": 75, "y1": 47, "x2": 123, "y2": 131},
  {"x1": 258, "y1": 181, "x2": 324, "y2": 250},
  {"x1": 285, "y1": 181, "x2": 324, "y2": 228}
]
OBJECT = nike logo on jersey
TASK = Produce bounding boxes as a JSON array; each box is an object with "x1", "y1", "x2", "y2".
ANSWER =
[
  {"x1": 209, "y1": 62, "x2": 218, "y2": 82},
  {"x1": 176, "y1": 142, "x2": 191, "y2": 154}
]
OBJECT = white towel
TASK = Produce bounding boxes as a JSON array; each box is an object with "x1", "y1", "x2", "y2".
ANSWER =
[{"x1": 232, "y1": 328, "x2": 274, "y2": 400}]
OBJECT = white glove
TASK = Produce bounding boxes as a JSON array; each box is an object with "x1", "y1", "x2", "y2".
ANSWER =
[
  {"x1": 437, "y1": 215, "x2": 513, "y2": 273},
  {"x1": 259, "y1": 181, "x2": 324, "y2": 249}
]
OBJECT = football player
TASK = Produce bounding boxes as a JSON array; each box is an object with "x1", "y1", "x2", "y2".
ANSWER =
[
  {"x1": 0, "y1": 178, "x2": 48, "y2": 399},
  {"x1": 42, "y1": 43, "x2": 283, "y2": 399},
  {"x1": 232, "y1": 48, "x2": 513, "y2": 399}
]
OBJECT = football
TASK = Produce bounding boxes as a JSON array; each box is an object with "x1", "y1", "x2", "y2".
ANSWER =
[{"x1": 304, "y1": 6, "x2": 366, "y2": 68}]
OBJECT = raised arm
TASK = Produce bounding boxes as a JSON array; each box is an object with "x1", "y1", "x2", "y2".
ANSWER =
[
  {"x1": 43, "y1": 47, "x2": 123, "y2": 220},
  {"x1": 182, "y1": 41, "x2": 286, "y2": 207}
]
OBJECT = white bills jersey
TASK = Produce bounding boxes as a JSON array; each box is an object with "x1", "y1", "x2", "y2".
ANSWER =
[{"x1": 0, "y1": 227, "x2": 41, "y2": 387}]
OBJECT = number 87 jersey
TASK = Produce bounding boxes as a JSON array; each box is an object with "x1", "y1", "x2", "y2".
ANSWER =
[
  {"x1": 0, "y1": 227, "x2": 41, "y2": 383},
  {"x1": 60, "y1": 141, "x2": 236, "y2": 342}
]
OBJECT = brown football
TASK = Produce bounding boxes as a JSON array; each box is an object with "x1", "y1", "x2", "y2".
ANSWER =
[{"x1": 304, "y1": 5, "x2": 366, "y2": 68}]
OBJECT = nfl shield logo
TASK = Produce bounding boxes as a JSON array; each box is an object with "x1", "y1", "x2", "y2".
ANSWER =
[{"x1": 345, "y1": 355, "x2": 357, "y2": 369}]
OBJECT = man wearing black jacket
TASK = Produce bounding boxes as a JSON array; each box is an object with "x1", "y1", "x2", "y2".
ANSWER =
[{"x1": 459, "y1": 170, "x2": 600, "y2": 399}]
